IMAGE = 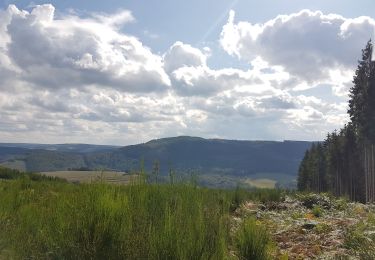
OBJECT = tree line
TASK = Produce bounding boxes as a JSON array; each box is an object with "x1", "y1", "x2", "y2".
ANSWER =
[{"x1": 298, "y1": 40, "x2": 375, "y2": 202}]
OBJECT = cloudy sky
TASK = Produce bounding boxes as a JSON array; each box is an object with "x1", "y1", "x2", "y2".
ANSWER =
[{"x1": 0, "y1": 0, "x2": 374, "y2": 145}]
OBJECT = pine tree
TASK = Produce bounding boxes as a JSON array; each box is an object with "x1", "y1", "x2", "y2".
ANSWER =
[
  {"x1": 348, "y1": 40, "x2": 375, "y2": 202},
  {"x1": 297, "y1": 40, "x2": 375, "y2": 202}
]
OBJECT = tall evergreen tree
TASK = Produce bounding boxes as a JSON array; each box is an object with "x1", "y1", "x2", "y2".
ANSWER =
[{"x1": 297, "y1": 40, "x2": 375, "y2": 202}]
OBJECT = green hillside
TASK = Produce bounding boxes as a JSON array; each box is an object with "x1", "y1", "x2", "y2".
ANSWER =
[
  {"x1": 0, "y1": 137, "x2": 312, "y2": 188},
  {"x1": 86, "y1": 137, "x2": 312, "y2": 177}
]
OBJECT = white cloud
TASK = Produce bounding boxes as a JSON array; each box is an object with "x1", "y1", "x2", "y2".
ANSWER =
[
  {"x1": 163, "y1": 41, "x2": 207, "y2": 72},
  {"x1": 2, "y1": 4, "x2": 170, "y2": 92},
  {"x1": 92, "y1": 9, "x2": 134, "y2": 27},
  {"x1": 220, "y1": 9, "x2": 375, "y2": 94},
  {"x1": 0, "y1": 5, "x2": 364, "y2": 144},
  {"x1": 165, "y1": 43, "x2": 289, "y2": 97}
]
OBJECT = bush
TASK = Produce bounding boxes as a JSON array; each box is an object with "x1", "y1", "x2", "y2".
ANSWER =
[{"x1": 235, "y1": 218, "x2": 273, "y2": 260}]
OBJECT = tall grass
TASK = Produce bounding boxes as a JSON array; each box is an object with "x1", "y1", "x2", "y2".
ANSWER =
[
  {"x1": 0, "y1": 175, "x2": 282, "y2": 259},
  {"x1": 235, "y1": 218, "x2": 273, "y2": 260}
]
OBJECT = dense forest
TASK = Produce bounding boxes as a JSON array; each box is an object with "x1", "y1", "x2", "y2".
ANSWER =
[{"x1": 298, "y1": 40, "x2": 375, "y2": 202}]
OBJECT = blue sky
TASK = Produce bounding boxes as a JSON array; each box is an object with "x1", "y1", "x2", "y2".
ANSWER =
[
  {"x1": 0, "y1": 1, "x2": 374, "y2": 144},
  {"x1": 3, "y1": 1, "x2": 374, "y2": 53}
]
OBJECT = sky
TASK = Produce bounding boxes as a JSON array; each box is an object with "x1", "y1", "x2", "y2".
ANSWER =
[{"x1": 0, "y1": 1, "x2": 375, "y2": 145}]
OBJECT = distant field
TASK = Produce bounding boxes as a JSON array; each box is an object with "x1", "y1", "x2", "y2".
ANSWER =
[
  {"x1": 40, "y1": 171, "x2": 137, "y2": 184},
  {"x1": 198, "y1": 174, "x2": 277, "y2": 189},
  {"x1": 243, "y1": 178, "x2": 277, "y2": 189}
]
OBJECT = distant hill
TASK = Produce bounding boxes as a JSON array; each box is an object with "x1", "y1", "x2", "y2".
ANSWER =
[
  {"x1": 0, "y1": 143, "x2": 119, "y2": 172},
  {"x1": 0, "y1": 137, "x2": 313, "y2": 187},
  {"x1": 86, "y1": 136, "x2": 312, "y2": 176},
  {"x1": 0, "y1": 143, "x2": 119, "y2": 153}
]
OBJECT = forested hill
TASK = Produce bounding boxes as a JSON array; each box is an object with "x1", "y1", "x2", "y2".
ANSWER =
[
  {"x1": 0, "y1": 137, "x2": 312, "y2": 179},
  {"x1": 96, "y1": 137, "x2": 313, "y2": 176}
]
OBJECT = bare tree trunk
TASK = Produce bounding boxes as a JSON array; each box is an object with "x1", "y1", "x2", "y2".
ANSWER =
[
  {"x1": 336, "y1": 167, "x2": 340, "y2": 195},
  {"x1": 372, "y1": 144, "x2": 374, "y2": 202},
  {"x1": 365, "y1": 144, "x2": 368, "y2": 203},
  {"x1": 367, "y1": 146, "x2": 373, "y2": 202}
]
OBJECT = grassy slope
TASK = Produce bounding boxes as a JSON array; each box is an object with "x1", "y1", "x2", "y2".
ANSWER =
[
  {"x1": 1, "y1": 167, "x2": 373, "y2": 259},
  {"x1": 0, "y1": 171, "x2": 281, "y2": 259}
]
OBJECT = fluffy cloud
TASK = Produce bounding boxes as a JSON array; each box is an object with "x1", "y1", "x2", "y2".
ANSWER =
[
  {"x1": 164, "y1": 42, "x2": 289, "y2": 97},
  {"x1": 220, "y1": 10, "x2": 375, "y2": 93},
  {"x1": 2, "y1": 4, "x2": 170, "y2": 92},
  {"x1": 163, "y1": 41, "x2": 207, "y2": 72},
  {"x1": 0, "y1": 4, "x2": 362, "y2": 144}
]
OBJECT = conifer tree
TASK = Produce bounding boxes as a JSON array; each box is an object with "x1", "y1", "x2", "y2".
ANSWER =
[{"x1": 297, "y1": 40, "x2": 374, "y2": 202}]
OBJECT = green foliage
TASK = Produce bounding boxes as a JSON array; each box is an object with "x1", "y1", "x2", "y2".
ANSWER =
[
  {"x1": 311, "y1": 205, "x2": 323, "y2": 218},
  {"x1": 0, "y1": 177, "x2": 281, "y2": 259},
  {"x1": 0, "y1": 176, "x2": 282, "y2": 259},
  {"x1": 235, "y1": 218, "x2": 273, "y2": 260},
  {"x1": 0, "y1": 180, "x2": 229, "y2": 259}
]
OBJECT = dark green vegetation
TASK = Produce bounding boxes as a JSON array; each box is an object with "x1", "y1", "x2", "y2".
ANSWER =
[
  {"x1": 0, "y1": 168, "x2": 281, "y2": 259},
  {"x1": 0, "y1": 166, "x2": 65, "y2": 182},
  {"x1": 298, "y1": 40, "x2": 375, "y2": 202},
  {"x1": 1, "y1": 137, "x2": 312, "y2": 188}
]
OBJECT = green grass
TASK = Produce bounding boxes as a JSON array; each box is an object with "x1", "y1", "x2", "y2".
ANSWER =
[
  {"x1": 235, "y1": 218, "x2": 273, "y2": 260},
  {"x1": 0, "y1": 168, "x2": 283, "y2": 259}
]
